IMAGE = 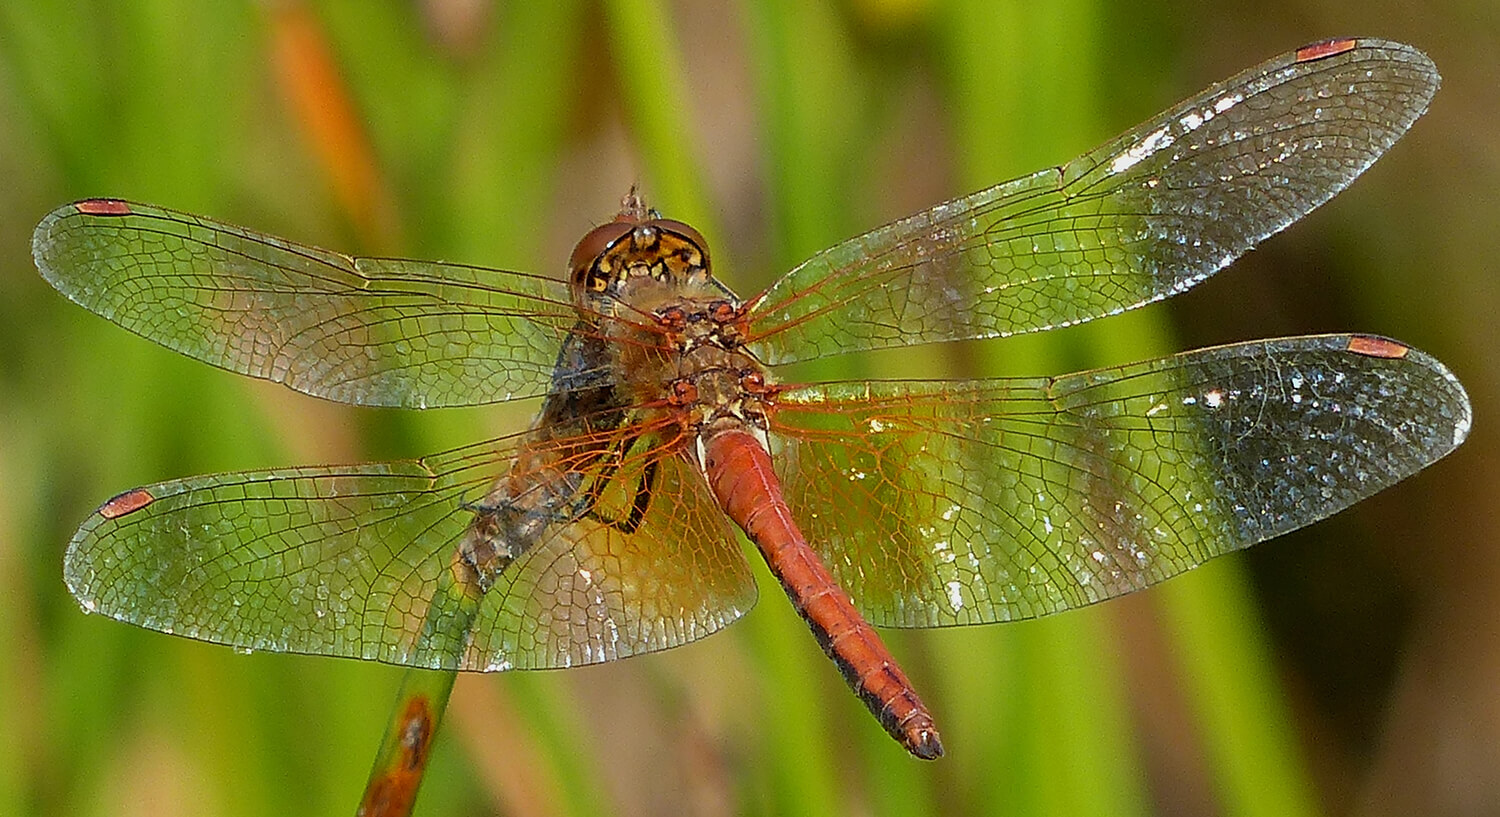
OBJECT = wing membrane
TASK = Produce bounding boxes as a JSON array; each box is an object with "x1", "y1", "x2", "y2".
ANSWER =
[
  {"x1": 467, "y1": 441, "x2": 755, "y2": 670},
  {"x1": 64, "y1": 430, "x2": 756, "y2": 670},
  {"x1": 768, "y1": 335, "x2": 1470, "y2": 627},
  {"x1": 32, "y1": 200, "x2": 577, "y2": 408},
  {"x1": 746, "y1": 39, "x2": 1439, "y2": 364}
]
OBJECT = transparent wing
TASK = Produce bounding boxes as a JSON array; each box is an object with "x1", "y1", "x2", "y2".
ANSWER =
[
  {"x1": 745, "y1": 39, "x2": 1439, "y2": 364},
  {"x1": 64, "y1": 429, "x2": 756, "y2": 670},
  {"x1": 32, "y1": 199, "x2": 578, "y2": 408},
  {"x1": 464, "y1": 440, "x2": 755, "y2": 670},
  {"x1": 767, "y1": 335, "x2": 1470, "y2": 627}
]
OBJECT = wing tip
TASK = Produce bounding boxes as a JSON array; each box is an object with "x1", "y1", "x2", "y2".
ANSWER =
[
  {"x1": 33, "y1": 199, "x2": 135, "y2": 286},
  {"x1": 1342, "y1": 334, "x2": 1473, "y2": 452}
]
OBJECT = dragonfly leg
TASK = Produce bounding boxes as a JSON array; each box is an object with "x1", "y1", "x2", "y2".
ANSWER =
[
  {"x1": 570, "y1": 434, "x2": 662, "y2": 535},
  {"x1": 596, "y1": 456, "x2": 659, "y2": 535}
]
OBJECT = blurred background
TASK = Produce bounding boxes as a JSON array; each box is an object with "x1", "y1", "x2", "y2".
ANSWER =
[{"x1": 1, "y1": 1, "x2": 1496, "y2": 815}]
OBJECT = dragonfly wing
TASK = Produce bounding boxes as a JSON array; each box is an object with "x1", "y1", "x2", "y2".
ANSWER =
[
  {"x1": 745, "y1": 39, "x2": 1439, "y2": 364},
  {"x1": 65, "y1": 432, "x2": 756, "y2": 669},
  {"x1": 65, "y1": 443, "x2": 494, "y2": 665},
  {"x1": 466, "y1": 441, "x2": 756, "y2": 670},
  {"x1": 33, "y1": 200, "x2": 577, "y2": 408},
  {"x1": 768, "y1": 335, "x2": 1470, "y2": 627}
]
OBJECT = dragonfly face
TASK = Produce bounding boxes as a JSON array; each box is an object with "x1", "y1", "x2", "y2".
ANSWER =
[{"x1": 34, "y1": 38, "x2": 1470, "y2": 761}]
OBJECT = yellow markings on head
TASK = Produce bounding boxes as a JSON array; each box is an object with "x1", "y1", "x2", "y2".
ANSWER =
[
  {"x1": 568, "y1": 211, "x2": 714, "y2": 309},
  {"x1": 588, "y1": 226, "x2": 710, "y2": 292}
]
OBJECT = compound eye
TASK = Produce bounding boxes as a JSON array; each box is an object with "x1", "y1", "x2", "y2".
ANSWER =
[
  {"x1": 569, "y1": 221, "x2": 635, "y2": 286},
  {"x1": 650, "y1": 218, "x2": 710, "y2": 269}
]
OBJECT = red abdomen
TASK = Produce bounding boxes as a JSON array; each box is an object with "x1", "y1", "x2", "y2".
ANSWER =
[{"x1": 701, "y1": 428, "x2": 943, "y2": 759}]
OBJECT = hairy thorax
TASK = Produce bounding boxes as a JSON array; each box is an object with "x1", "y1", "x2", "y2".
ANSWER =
[
  {"x1": 580, "y1": 210, "x2": 778, "y2": 442},
  {"x1": 609, "y1": 281, "x2": 775, "y2": 437}
]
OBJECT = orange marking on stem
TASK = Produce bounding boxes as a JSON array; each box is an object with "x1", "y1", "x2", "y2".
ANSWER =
[
  {"x1": 98, "y1": 489, "x2": 155, "y2": 519},
  {"x1": 702, "y1": 428, "x2": 943, "y2": 759},
  {"x1": 268, "y1": 3, "x2": 399, "y2": 251},
  {"x1": 356, "y1": 695, "x2": 436, "y2": 817},
  {"x1": 1346, "y1": 335, "x2": 1410, "y2": 359},
  {"x1": 1295, "y1": 38, "x2": 1358, "y2": 63},
  {"x1": 74, "y1": 199, "x2": 132, "y2": 216}
]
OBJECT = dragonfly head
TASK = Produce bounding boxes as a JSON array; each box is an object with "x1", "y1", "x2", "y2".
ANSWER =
[{"x1": 568, "y1": 200, "x2": 721, "y2": 309}]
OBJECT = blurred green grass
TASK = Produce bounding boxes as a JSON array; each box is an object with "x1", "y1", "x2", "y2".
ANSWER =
[{"x1": 1, "y1": 2, "x2": 1495, "y2": 816}]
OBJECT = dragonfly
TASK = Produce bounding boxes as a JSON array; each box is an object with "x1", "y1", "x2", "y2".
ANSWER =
[{"x1": 35, "y1": 36, "x2": 1469, "y2": 808}]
